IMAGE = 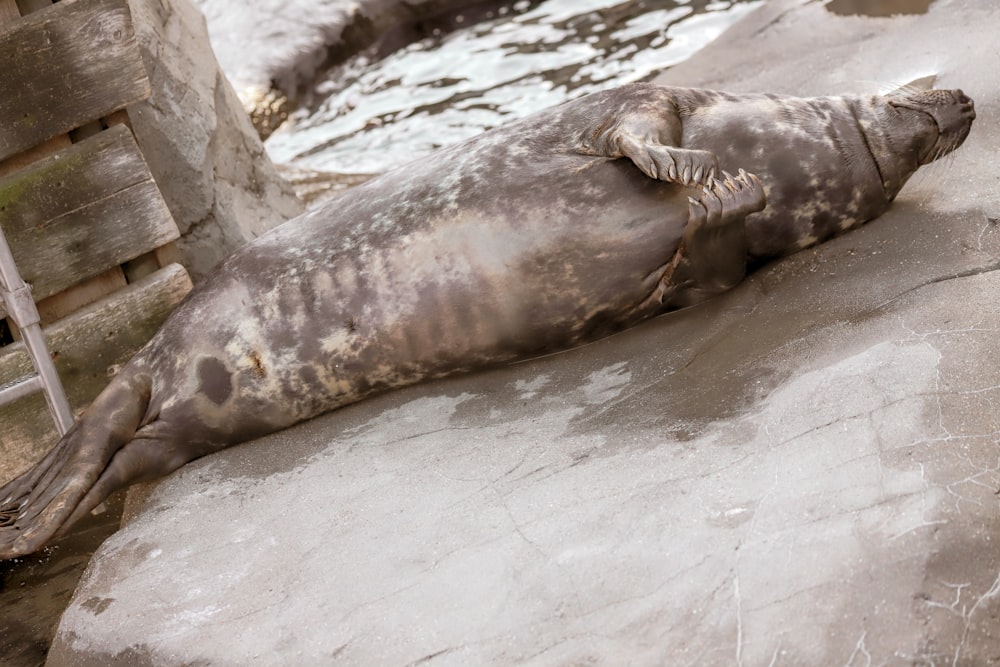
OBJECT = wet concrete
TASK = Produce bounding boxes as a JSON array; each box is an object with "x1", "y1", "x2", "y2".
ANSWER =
[
  {"x1": 44, "y1": 0, "x2": 1000, "y2": 664},
  {"x1": 0, "y1": 495, "x2": 123, "y2": 667}
]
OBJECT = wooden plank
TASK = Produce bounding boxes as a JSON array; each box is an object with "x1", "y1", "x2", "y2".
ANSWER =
[
  {"x1": 0, "y1": 0, "x2": 150, "y2": 161},
  {"x1": 16, "y1": 0, "x2": 54, "y2": 14},
  {"x1": 0, "y1": 263, "x2": 192, "y2": 483},
  {"x1": 104, "y1": 109, "x2": 132, "y2": 129},
  {"x1": 0, "y1": 125, "x2": 180, "y2": 316},
  {"x1": 6, "y1": 267, "x2": 127, "y2": 340},
  {"x1": 35, "y1": 267, "x2": 128, "y2": 325},
  {"x1": 69, "y1": 120, "x2": 107, "y2": 144},
  {"x1": 122, "y1": 252, "x2": 160, "y2": 284},
  {"x1": 0, "y1": 135, "x2": 72, "y2": 178},
  {"x1": 0, "y1": 0, "x2": 19, "y2": 22},
  {"x1": 0, "y1": 1, "x2": 77, "y2": 180},
  {"x1": 154, "y1": 242, "x2": 182, "y2": 268}
]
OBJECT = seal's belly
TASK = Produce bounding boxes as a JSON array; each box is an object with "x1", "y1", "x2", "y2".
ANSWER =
[{"x1": 161, "y1": 156, "x2": 691, "y2": 432}]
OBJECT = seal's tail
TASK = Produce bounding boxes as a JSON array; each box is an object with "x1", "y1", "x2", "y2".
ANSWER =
[{"x1": 0, "y1": 366, "x2": 151, "y2": 560}]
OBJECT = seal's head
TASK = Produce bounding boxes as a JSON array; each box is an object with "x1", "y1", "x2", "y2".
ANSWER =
[{"x1": 860, "y1": 88, "x2": 976, "y2": 199}]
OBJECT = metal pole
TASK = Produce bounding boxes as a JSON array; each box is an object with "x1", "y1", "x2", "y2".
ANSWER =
[
  {"x1": 0, "y1": 374, "x2": 42, "y2": 404},
  {"x1": 0, "y1": 227, "x2": 75, "y2": 435}
]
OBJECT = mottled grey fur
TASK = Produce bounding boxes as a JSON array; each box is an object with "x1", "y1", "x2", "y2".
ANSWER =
[{"x1": 0, "y1": 83, "x2": 974, "y2": 558}]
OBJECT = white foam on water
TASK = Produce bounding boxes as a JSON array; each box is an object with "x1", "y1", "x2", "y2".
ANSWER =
[{"x1": 266, "y1": 0, "x2": 763, "y2": 174}]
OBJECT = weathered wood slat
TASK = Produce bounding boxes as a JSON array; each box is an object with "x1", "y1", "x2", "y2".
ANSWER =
[
  {"x1": 6, "y1": 268, "x2": 129, "y2": 340},
  {"x1": 0, "y1": 124, "x2": 180, "y2": 317},
  {"x1": 15, "y1": 0, "x2": 55, "y2": 15},
  {"x1": 0, "y1": 135, "x2": 73, "y2": 179},
  {"x1": 0, "y1": 0, "x2": 18, "y2": 23},
  {"x1": 0, "y1": 2, "x2": 86, "y2": 187},
  {"x1": 35, "y1": 267, "x2": 128, "y2": 327},
  {"x1": 0, "y1": 2, "x2": 75, "y2": 181},
  {"x1": 0, "y1": 0, "x2": 150, "y2": 161},
  {"x1": 0, "y1": 263, "x2": 192, "y2": 483}
]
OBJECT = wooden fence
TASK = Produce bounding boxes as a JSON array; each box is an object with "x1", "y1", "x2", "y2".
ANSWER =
[{"x1": 0, "y1": 0, "x2": 193, "y2": 478}]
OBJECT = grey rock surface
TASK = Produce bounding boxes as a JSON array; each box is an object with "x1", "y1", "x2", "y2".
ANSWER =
[
  {"x1": 48, "y1": 0, "x2": 1000, "y2": 664},
  {"x1": 128, "y1": 0, "x2": 304, "y2": 280}
]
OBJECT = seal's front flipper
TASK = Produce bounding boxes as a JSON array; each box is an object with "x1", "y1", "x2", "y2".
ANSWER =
[
  {"x1": 578, "y1": 96, "x2": 718, "y2": 186},
  {"x1": 647, "y1": 170, "x2": 766, "y2": 311},
  {"x1": 619, "y1": 137, "x2": 719, "y2": 186}
]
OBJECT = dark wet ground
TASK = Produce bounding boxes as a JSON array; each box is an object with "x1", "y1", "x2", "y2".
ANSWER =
[
  {"x1": 0, "y1": 495, "x2": 123, "y2": 667},
  {"x1": 824, "y1": 0, "x2": 934, "y2": 16}
]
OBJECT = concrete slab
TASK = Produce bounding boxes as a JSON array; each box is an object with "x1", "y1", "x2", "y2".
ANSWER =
[{"x1": 47, "y1": 0, "x2": 1000, "y2": 664}]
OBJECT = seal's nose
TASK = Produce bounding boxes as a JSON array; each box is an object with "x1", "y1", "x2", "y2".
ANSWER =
[{"x1": 954, "y1": 89, "x2": 976, "y2": 119}]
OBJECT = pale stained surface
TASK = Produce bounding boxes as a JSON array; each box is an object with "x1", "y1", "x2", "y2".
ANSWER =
[{"x1": 49, "y1": 0, "x2": 1000, "y2": 664}]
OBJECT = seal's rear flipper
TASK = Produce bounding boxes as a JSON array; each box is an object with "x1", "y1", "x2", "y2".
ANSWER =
[
  {"x1": 60, "y1": 433, "x2": 202, "y2": 532},
  {"x1": 0, "y1": 367, "x2": 152, "y2": 560},
  {"x1": 636, "y1": 170, "x2": 766, "y2": 313}
]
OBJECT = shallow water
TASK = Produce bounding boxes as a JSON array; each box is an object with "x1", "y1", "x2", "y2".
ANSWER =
[{"x1": 266, "y1": 0, "x2": 762, "y2": 173}]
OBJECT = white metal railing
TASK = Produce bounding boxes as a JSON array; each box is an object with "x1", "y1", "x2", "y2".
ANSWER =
[{"x1": 0, "y1": 227, "x2": 74, "y2": 435}]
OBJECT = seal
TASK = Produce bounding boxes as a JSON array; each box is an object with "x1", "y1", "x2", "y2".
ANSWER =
[{"x1": 0, "y1": 83, "x2": 975, "y2": 558}]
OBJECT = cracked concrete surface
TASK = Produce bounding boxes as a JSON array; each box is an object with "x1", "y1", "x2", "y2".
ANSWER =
[{"x1": 47, "y1": 0, "x2": 1000, "y2": 664}]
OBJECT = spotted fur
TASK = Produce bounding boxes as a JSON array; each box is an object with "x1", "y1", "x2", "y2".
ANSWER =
[{"x1": 0, "y1": 83, "x2": 974, "y2": 558}]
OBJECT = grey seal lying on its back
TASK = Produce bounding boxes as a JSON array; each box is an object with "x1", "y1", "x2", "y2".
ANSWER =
[{"x1": 0, "y1": 82, "x2": 975, "y2": 558}]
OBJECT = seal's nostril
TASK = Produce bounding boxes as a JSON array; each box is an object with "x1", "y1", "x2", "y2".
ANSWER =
[{"x1": 962, "y1": 96, "x2": 976, "y2": 120}]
